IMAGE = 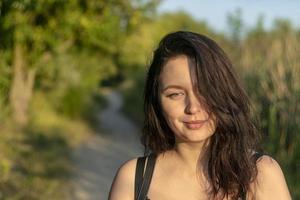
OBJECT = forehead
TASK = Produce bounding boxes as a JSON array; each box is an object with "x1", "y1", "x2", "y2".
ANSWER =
[{"x1": 159, "y1": 55, "x2": 196, "y2": 87}]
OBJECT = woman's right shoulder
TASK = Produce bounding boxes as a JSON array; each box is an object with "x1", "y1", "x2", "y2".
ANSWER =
[{"x1": 108, "y1": 157, "x2": 139, "y2": 200}]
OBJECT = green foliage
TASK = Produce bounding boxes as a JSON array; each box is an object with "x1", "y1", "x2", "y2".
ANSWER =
[
  {"x1": 0, "y1": 0, "x2": 160, "y2": 199},
  {"x1": 0, "y1": 92, "x2": 92, "y2": 199},
  {"x1": 226, "y1": 8, "x2": 243, "y2": 43},
  {"x1": 0, "y1": 53, "x2": 11, "y2": 122},
  {"x1": 119, "y1": 11, "x2": 213, "y2": 74},
  {"x1": 0, "y1": 126, "x2": 71, "y2": 199},
  {"x1": 122, "y1": 70, "x2": 146, "y2": 126},
  {"x1": 59, "y1": 87, "x2": 86, "y2": 118}
]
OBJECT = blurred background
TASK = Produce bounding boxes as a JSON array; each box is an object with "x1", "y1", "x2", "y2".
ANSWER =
[{"x1": 0, "y1": 0, "x2": 299, "y2": 199}]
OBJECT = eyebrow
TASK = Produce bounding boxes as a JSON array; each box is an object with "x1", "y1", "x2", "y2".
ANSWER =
[{"x1": 162, "y1": 85, "x2": 185, "y2": 92}]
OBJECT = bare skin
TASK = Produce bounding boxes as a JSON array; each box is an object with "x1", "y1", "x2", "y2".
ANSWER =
[
  {"x1": 108, "y1": 55, "x2": 292, "y2": 200},
  {"x1": 109, "y1": 153, "x2": 292, "y2": 200}
]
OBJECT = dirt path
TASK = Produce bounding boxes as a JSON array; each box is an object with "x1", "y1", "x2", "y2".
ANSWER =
[{"x1": 71, "y1": 90, "x2": 143, "y2": 200}]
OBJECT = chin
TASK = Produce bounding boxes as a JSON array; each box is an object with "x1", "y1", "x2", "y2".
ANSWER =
[{"x1": 177, "y1": 130, "x2": 214, "y2": 143}]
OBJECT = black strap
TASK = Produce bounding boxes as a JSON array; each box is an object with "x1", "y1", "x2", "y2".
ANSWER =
[
  {"x1": 134, "y1": 156, "x2": 146, "y2": 200},
  {"x1": 253, "y1": 151, "x2": 264, "y2": 162},
  {"x1": 135, "y1": 153, "x2": 157, "y2": 200}
]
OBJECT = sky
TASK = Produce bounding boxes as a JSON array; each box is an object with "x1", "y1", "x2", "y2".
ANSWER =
[{"x1": 158, "y1": 0, "x2": 300, "y2": 32}]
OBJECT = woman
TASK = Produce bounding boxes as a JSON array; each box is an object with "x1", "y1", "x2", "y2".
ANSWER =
[{"x1": 109, "y1": 31, "x2": 292, "y2": 200}]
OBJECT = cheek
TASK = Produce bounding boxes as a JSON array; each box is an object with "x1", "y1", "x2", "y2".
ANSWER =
[{"x1": 161, "y1": 100, "x2": 184, "y2": 120}]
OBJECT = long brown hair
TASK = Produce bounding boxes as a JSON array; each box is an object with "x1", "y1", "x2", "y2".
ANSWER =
[{"x1": 142, "y1": 31, "x2": 262, "y2": 199}]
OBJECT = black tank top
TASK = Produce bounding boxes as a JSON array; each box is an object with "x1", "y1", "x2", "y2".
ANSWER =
[{"x1": 134, "y1": 152, "x2": 264, "y2": 200}]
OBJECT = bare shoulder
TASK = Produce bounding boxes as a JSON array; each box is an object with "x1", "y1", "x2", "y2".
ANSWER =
[
  {"x1": 253, "y1": 155, "x2": 292, "y2": 200},
  {"x1": 108, "y1": 158, "x2": 138, "y2": 200}
]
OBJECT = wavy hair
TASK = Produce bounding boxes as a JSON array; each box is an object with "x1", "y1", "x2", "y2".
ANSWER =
[{"x1": 141, "y1": 31, "x2": 262, "y2": 200}]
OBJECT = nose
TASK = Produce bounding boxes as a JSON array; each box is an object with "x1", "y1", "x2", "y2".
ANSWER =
[{"x1": 185, "y1": 93, "x2": 202, "y2": 114}]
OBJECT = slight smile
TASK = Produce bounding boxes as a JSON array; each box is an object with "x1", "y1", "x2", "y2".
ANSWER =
[{"x1": 183, "y1": 120, "x2": 208, "y2": 130}]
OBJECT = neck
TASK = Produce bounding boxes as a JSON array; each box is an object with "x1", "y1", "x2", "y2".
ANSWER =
[{"x1": 169, "y1": 139, "x2": 210, "y2": 173}]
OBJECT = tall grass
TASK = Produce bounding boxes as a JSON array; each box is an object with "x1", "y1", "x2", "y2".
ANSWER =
[{"x1": 238, "y1": 23, "x2": 300, "y2": 198}]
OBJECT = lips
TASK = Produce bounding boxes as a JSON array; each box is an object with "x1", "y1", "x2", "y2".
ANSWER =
[{"x1": 183, "y1": 120, "x2": 208, "y2": 130}]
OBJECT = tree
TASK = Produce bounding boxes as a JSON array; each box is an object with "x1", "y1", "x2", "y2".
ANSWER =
[{"x1": 0, "y1": 0, "x2": 158, "y2": 127}]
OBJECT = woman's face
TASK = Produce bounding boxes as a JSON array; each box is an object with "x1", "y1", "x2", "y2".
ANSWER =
[{"x1": 159, "y1": 55, "x2": 216, "y2": 144}]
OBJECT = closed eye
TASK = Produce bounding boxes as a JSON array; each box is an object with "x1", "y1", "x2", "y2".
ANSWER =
[{"x1": 167, "y1": 92, "x2": 184, "y2": 99}]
